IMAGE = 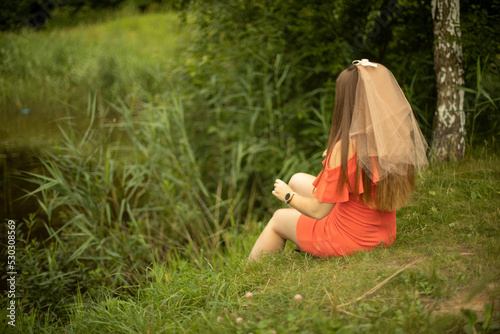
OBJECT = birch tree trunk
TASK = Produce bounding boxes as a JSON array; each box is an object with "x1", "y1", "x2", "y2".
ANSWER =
[{"x1": 431, "y1": 0, "x2": 466, "y2": 161}]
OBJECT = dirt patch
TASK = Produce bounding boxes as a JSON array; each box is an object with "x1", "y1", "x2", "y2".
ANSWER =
[{"x1": 426, "y1": 284, "x2": 498, "y2": 320}]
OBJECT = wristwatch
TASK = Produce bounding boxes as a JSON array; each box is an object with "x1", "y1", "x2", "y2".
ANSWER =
[{"x1": 285, "y1": 192, "x2": 297, "y2": 204}]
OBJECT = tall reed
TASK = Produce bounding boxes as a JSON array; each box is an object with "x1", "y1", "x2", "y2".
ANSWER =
[{"x1": 456, "y1": 57, "x2": 500, "y2": 155}]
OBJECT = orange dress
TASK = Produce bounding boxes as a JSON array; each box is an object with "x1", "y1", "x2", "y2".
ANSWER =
[{"x1": 296, "y1": 152, "x2": 396, "y2": 257}]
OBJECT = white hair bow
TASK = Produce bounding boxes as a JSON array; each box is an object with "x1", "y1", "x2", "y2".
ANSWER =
[{"x1": 352, "y1": 59, "x2": 378, "y2": 67}]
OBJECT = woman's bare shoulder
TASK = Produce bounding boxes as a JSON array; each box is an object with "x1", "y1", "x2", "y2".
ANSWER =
[{"x1": 327, "y1": 139, "x2": 357, "y2": 169}]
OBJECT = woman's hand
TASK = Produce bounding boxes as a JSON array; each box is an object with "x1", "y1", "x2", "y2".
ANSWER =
[{"x1": 272, "y1": 179, "x2": 294, "y2": 203}]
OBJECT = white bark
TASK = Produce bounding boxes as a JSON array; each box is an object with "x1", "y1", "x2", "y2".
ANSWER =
[{"x1": 431, "y1": 0, "x2": 466, "y2": 161}]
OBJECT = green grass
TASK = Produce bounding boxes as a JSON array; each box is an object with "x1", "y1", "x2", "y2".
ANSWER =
[
  {"x1": 0, "y1": 10, "x2": 183, "y2": 147},
  {"x1": 31, "y1": 152, "x2": 497, "y2": 334}
]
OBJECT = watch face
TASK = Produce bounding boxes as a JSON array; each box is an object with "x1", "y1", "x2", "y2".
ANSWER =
[{"x1": 285, "y1": 193, "x2": 291, "y2": 201}]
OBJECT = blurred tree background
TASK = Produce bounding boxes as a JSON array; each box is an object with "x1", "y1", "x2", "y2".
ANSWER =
[
  {"x1": 181, "y1": 0, "x2": 499, "y2": 144},
  {"x1": 0, "y1": 0, "x2": 191, "y2": 30},
  {"x1": 2, "y1": 0, "x2": 498, "y2": 137}
]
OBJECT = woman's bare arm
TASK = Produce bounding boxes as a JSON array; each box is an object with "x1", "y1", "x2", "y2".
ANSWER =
[
  {"x1": 273, "y1": 179, "x2": 334, "y2": 220},
  {"x1": 288, "y1": 173, "x2": 316, "y2": 198}
]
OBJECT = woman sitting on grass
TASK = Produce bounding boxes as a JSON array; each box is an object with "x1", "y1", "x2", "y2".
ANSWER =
[{"x1": 248, "y1": 59, "x2": 428, "y2": 261}]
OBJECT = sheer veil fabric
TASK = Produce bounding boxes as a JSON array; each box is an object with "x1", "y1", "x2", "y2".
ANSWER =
[{"x1": 349, "y1": 60, "x2": 429, "y2": 181}]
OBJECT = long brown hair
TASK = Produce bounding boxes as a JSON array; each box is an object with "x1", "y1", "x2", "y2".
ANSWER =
[{"x1": 325, "y1": 65, "x2": 415, "y2": 211}]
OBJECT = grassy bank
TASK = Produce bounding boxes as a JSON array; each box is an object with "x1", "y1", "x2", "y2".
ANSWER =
[
  {"x1": 66, "y1": 153, "x2": 500, "y2": 333},
  {"x1": 7, "y1": 151, "x2": 498, "y2": 333}
]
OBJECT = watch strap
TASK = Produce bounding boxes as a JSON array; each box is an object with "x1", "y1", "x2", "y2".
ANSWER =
[{"x1": 285, "y1": 192, "x2": 297, "y2": 204}]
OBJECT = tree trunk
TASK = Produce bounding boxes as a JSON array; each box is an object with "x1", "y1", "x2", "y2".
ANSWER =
[{"x1": 431, "y1": 0, "x2": 466, "y2": 161}]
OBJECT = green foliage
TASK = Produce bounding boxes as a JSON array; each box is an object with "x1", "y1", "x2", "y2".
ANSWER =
[
  {"x1": 461, "y1": 0, "x2": 500, "y2": 83},
  {"x1": 57, "y1": 153, "x2": 500, "y2": 334},
  {"x1": 462, "y1": 303, "x2": 500, "y2": 334},
  {"x1": 1, "y1": 4, "x2": 500, "y2": 333},
  {"x1": 457, "y1": 57, "x2": 500, "y2": 152},
  {"x1": 12, "y1": 81, "x2": 319, "y2": 322},
  {"x1": 5, "y1": 148, "x2": 496, "y2": 333},
  {"x1": 182, "y1": 50, "x2": 329, "y2": 215},
  {"x1": 184, "y1": 0, "x2": 499, "y2": 143},
  {"x1": 185, "y1": 0, "x2": 438, "y2": 138},
  {"x1": 0, "y1": 12, "x2": 181, "y2": 144},
  {"x1": 0, "y1": 215, "x2": 106, "y2": 329},
  {"x1": 0, "y1": 0, "x2": 128, "y2": 31},
  {"x1": 0, "y1": 0, "x2": 33, "y2": 31}
]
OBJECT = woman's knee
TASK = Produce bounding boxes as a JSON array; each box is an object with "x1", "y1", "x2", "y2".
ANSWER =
[
  {"x1": 268, "y1": 209, "x2": 299, "y2": 243},
  {"x1": 270, "y1": 208, "x2": 288, "y2": 226}
]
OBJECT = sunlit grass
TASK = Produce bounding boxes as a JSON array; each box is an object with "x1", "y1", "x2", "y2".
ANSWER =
[
  {"x1": 58, "y1": 151, "x2": 499, "y2": 334},
  {"x1": 0, "y1": 11, "x2": 183, "y2": 147}
]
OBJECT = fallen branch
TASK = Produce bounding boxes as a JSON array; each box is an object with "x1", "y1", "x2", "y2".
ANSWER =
[
  {"x1": 324, "y1": 288, "x2": 367, "y2": 319},
  {"x1": 332, "y1": 257, "x2": 424, "y2": 314}
]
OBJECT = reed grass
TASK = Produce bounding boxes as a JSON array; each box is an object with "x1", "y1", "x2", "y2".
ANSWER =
[
  {"x1": 5, "y1": 136, "x2": 498, "y2": 333},
  {"x1": 57, "y1": 152, "x2": 499, "y2": 334}
]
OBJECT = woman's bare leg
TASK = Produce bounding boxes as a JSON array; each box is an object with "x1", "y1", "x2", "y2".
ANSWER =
[
  {"x1": 248, "y1": 208, "x2": 301, "y2": 262},
  {"x1": 288, "y1": 173, "x2": 316, "y2": 198},
  {"x1": 287, "y1": 173, "x2": 317, "y2": 252},
  {"x1": 248, "y1": 173, "x2": 316, "y2": 261}
]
